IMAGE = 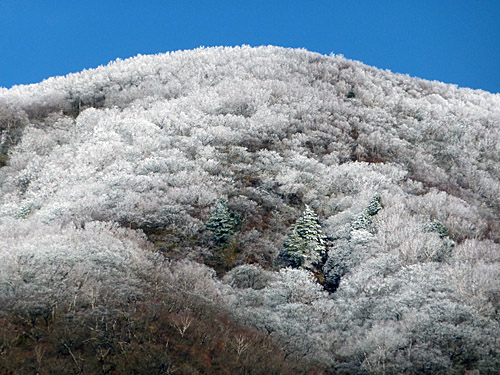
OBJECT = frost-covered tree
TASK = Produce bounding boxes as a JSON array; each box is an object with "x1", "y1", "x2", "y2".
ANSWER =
[
  {"x1": 1, "y1": 46, "x2": 500, "y2": 373},
  {"x1": 423, "y1": 219, "x2": 455, "y2": 261},
  {"x1": 206, "y1": 198, "x2": 239, "y2": 244},
  {"x1": 323, "y1": 193, "x2": 383, "y2": 292},
  {"x1": 279, "y1": 205, "x2": 326, "y2": 271},
  {"x1": 351, "y1": 193, "x2": 382, "y2": 230},
  {"x1": 425, "y1": 219, "x2": 448, "y2": 238},
  {"x1": 223, "y1": 266, "x2": 333, "y2": 363}
]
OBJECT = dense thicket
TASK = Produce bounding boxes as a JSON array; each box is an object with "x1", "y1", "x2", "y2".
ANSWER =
[{"x1": 1, "y1": 46, "x2": 499, "y2": 374}]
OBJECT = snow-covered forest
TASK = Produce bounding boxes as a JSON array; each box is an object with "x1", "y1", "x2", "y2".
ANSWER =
[{"x1": 1, "y1": 46, "x2": 499, "y2": 374}]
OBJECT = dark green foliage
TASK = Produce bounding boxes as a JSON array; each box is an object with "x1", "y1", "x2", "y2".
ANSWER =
[
  {"x1": 325, "y1": 195, "x2": 383, "y2": 292},
  {"x1": 279, "y1": 229, "x2": 304, "y2": 268},
  {"x1": 365, "y1": 193, "x2": 382, "y2": 216},
  {"x1": 206, "y1": 198, "x2": 240, "y2": 244},
  {"x1": 323, "y1": 240, "x2": 351, "y2": 293},
  {"x1": 425, "y1": 220, "x2": 455, "y2": 261},
  {"x1": 426, "y1": 220, "x2": 449, "y2": 239},
  {"x1": 14, "y1": 205, "x2": 31, "y2": 219},
  {"x1": 351, "y1": 213, "x2": 372, "y2": 231},
  {"x1": 2, "y1": 46, "x2": 500, "y2": 374},
  {"x1": 351, "y1": 193, "x2": 383, "y2": 230},
  {"x1": 279, "y1": 206, "x2": 327, "y2": 272}
]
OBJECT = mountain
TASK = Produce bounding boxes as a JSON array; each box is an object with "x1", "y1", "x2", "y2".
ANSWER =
[{"x1": 1, "y1": 46, "x2": 499, "y2": 374}]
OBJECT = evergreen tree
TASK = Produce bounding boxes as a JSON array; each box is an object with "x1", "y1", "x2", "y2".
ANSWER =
[
  {"x1": 424, "y1": 219, "x2": 455, "y2": 261},
  {"x1": 352, "y1": 193, "x2": 382, "y2": 230},
  {"x1": 206, "y1": 198, "x2": 239, "y2": 244},
  {"x1": 279, "y1": 205, "x2": 327, "y2": 271},
  {"x1": 425, "y1": 220, "x2": 448, "y2": 239},
  {"x1": 365, "y1": 193, "x2": 382, "y2": 216},
  {"x1": 325, "y1": 194, "x2": 383, "y2": 292}
]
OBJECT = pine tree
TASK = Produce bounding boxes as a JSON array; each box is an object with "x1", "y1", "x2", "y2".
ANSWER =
[
  {"x1": 280, "y1": 205, "x2": 327, "y2": 271},
  {"x1": 425, "y1": 220, "x2": 448, "y2": 238},
  {"x1": 365, "y1": 193, "x2": 382, "y2": 216},
  {"x1": 351, "y1": 193, "x2": 382, "y2": 230},
  {"x1": 324, "y1": 194, "x2": 383, "y2": 292},
  {"x1": 424, "y1": 219, "x2": 455, "y2": 261},
  {"x1": 206, "y1": 198, "x2": 239, "y2": 244}
]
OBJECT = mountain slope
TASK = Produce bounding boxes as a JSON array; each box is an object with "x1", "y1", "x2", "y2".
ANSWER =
[{"x1": 1, "y1": 46, "x2": 499, "y2": 374}]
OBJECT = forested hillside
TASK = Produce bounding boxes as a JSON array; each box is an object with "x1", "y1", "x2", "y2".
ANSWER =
[{"x1": 1, "y1": 46, "x2": 499, "y2": 374}]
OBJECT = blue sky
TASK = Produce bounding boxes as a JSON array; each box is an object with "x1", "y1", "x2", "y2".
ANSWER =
[{"x1": 1, "y1": 0, "x2": 499, "y2": 93}]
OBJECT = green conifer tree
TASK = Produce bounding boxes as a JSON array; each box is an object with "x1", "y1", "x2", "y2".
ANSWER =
[
  {"x1": 352, "y1": 193, "x2": 383, "y2": 230},
  {"x1": 424, "y1": 219, "x2": 455, "y2": 261},
  {"x1": 425, "y1": 220, "x2": 448, "y2": 238},
  {"x1": 206, "y1": 198, "x2": 239, "y2": 244},
  {"x1": 280, "y1": 205, "x2": 327, "y2": 271}
]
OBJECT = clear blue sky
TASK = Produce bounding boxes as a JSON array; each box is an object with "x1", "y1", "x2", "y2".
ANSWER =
[{"x1": 1, "y1": 0, "x2": 499, "y2": 93}]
